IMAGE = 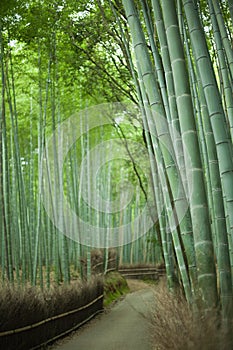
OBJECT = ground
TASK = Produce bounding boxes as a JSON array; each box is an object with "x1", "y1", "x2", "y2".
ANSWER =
[{"x1": 48, "y1": 279, "x2": 155, "y2": 350}]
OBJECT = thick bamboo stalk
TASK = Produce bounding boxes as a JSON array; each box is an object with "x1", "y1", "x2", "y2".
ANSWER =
[
  {"x1": 182, "y1": 0, "x2": 233, "y2": 294},
  {"x1": 160, "y1": 0, "x2": 218, "y2": 309},
  {"x1": 212, "y1": 1, "x2": 233, "y2": 84},
  {"x1": 208, "y1": 1, "x2": 233, "y2": 144},
  {"x1": 227, "y1": 0, "x2": 233, "y2": 24},
  {"x1": 122, "y1": 0, "x2": 198, "y2": 297},
  {"x1": 136, "y1": 51, "x2": 192, "y2": 300}
]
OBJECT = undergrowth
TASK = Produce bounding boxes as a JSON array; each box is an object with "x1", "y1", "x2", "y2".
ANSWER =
[
  {"x1": 104, "y1": 271, "x2": 129, "y2": 307},
  {"x1": 0, "y1": 276, "x2": 103, "y2": 332},
  {"x1": 151, "y1": 278, "x2": 233, "y2": 350},
  {"x1": 0, "y1": 271, "x2": 128, "y2": 349}
]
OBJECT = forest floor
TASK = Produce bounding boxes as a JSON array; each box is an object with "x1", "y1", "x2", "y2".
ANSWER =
[{"x1": 48, "y1": 279, "x2": 155, "y2": 350}]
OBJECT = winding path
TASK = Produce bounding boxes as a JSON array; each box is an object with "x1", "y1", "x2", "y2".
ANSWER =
[{"x1": 50, "y1": 281, "x2": 154, "y2": 350}]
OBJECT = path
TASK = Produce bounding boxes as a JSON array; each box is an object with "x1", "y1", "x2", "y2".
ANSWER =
[{"x1": 50, "y1": 280, "x2": 154, "y2": 350}]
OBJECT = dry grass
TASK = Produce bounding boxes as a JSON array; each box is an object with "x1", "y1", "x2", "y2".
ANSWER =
[
  {"x1": 150, "y1": 278, "x2": 233, "y2": 350},
  {"x1": 0, "y1": 276, "x2": 103, "y2": 332},
  {"x1": 81, "y1": 248, "x2": 117, "y2": 276}
]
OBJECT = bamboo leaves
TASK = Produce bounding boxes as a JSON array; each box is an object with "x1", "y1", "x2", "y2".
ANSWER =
[{"x1": 1, "y1": 0, "x2": 233, "y2": 325}]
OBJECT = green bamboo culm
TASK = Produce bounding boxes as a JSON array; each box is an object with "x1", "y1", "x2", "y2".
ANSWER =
[
  {"x1": 227, "y1": 0, "x2": 233, "y2": 24},
  {"x1": 151, "y1": 0, "x2": 198, "y2": 293},
  {"x1": 212, "y1": 1, "x2": 233, "y2": 83},
  {"x1": 121, "y1": 0, "x2": 197, "y2": 302},
  {"x1": 0, "y1": 20, "x2": 11, "y2": 283},
  {"x1": 182, "y1": 0, "x2": 233, "y2": 296},
  {"x1": 207, "y1": 1, "x2": 233, "y2": 143},
  {"x1": 118, "y1": 0, "x2": 233, "y2": 317},
  {"x1": 155, "y1": 0, "x2": 217, "y2": 310}
]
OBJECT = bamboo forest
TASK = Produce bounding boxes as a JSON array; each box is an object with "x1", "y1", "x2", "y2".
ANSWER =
[{"x1": 1, "y1": 0, "x2": 233, "y2": 349}]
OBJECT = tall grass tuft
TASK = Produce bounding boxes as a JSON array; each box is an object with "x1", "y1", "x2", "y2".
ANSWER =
[
  {"x1": 150, "y1": 279, "x2": 233, "y2": 350},
  {"x1": 0, "y1": 276, "x2": 103, "y2": 333}
]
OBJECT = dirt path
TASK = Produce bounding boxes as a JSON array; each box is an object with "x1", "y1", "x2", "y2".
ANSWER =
[
  {"x1": 50, "y1": 280, "x2": 155, "y2": 350},
  {"x1": 126, "y1": 279, "x2": 153, "y2": 292}
]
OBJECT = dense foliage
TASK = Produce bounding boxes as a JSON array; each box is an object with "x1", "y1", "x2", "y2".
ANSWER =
[
  {"x1": 0, "y1": 0, "x2": 160, "y2": 290},
  {"x1": 0, "y1": 0, "x2": 233, "y2": 330}
]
